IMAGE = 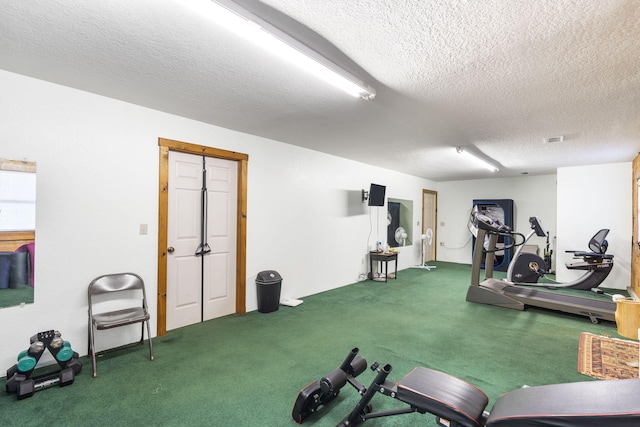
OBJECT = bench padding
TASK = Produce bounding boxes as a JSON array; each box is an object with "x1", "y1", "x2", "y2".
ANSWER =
[
  {"x1": 397, "y1": 367, "x2": 489, "y2": 427},
  {"x1": 486, "y1": 378, "x2": 640, "y2": 426}
]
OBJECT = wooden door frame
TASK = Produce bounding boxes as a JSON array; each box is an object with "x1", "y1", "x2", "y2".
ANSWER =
[
  {"x1": 422, "y1": 189, "x2": 437, "y2": 261},
  {"x1": 631, "y1": 154, "x2": 640, "y2": 298},
  {"x1": 157, "y1": 138, "x2": 248, "y2": 336}
]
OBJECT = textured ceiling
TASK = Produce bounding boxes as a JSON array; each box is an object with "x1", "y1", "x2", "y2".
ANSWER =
[{"x1": 1, "y1": 0, "x2": 639, "y2": 181}]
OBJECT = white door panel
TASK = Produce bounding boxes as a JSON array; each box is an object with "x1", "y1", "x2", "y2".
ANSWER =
[
  {"x1": 203, "y1": 158, "x2": 237, "y2": 320},
  {"x1": 172, "y1": 255, "x2": 201, "y2": 325},
  {"x1": 167, "y1": 151, "x2": 237, "y2": 331},
  {"x1": 167, "y1": 152, "x2": 203, "y2": 330},
  {"x1": 205, "y1": 254, "x2": 229, "y2": 300}
]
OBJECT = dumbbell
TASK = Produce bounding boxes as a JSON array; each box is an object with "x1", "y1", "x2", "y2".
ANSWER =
[
  {"x1": 59, "y1": 367, "x2": 75, "y2": 387},
  {"x1": 54, "y1": 341, "x2": 75, "y2": 363},
  {"x1": 16, "y1": 379, "x2": 35, "y2": 400}
]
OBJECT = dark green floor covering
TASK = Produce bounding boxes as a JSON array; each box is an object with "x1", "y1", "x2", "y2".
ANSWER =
[
  {"x1": 1, "y1": 262, "x2": 622, "y2": 426},
  {"x1": 0, "y1": 285, "x2": 34, "y2": 309}
]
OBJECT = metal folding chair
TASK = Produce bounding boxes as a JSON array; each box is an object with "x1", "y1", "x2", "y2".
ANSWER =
[{"x1": 88, "y1": 273, "x2": 154, "y2": 377}]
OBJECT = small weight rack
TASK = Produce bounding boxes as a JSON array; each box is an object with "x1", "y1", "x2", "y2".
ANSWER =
[{"x1": 5, "y1": 330, "x2": 82, "y2": 400}]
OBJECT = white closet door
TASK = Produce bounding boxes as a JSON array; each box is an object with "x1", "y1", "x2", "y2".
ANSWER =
[
  {"x1": 202, "y1": 156, "x2": 237, "y2": 321},
  {"x1": 167, "y1": 151, "x2": 202, "y2": 330},
  {"x1": 167, "y1": 152, "x2": 237, "y2": 331}
]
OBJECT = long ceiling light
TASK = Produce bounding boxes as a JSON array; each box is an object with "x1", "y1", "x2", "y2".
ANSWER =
[
  {"x1": 456, "y1": 147, "x2": 499, "y2": 172},
  {"x1": 183, "y1": 0, "x2": 376, "y2": 100}
]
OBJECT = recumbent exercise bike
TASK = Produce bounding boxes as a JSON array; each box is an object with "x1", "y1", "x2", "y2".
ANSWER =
[
  {"x1": 504, "y1": 216, "x2": 614, "y2": 290},
  {"x1": 292, "y1": 347, "x2": 640, "y2": 426}
]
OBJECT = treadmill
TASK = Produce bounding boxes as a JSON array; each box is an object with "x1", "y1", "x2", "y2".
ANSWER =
[{"x1": 466, "y1": 209, "x2": 615, "y2": 323}]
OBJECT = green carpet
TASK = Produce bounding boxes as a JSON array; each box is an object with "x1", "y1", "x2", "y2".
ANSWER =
[
  {"x1": 0, "y1": 285, "x2": 34, "y2": 309},
  {"x1": 0, "y1": 262, "x2": 621, "y2": 426}
]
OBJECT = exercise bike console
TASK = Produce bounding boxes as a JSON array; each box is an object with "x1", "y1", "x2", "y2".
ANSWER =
[{"x1": 529, "y1": 216, "x2": 546, "y2": 238}]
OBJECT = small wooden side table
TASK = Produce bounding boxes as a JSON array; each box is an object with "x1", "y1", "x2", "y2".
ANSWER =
[{"x1": 369, "y1": 251, "x2": 398, "y2": 282}]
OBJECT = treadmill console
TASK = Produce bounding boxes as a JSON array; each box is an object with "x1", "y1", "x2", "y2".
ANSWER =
[{"x1": 470, "y1": 210, "x2": 511, "y2": 234}]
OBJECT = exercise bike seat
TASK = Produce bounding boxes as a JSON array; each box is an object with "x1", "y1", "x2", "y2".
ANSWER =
[
  {"x1": 397, "y1": 367, "x2": 489, "y2": 427},
  {"x1": 569, "y1": 251, "x2": 613, "y2": 259},
  {"x1": 566, "y1": 228, "x2": 612, "y2": 260},
  {"x1": 565, "y1": 251, "x2": 614, "y2": 272},
  {"x1": 566, "y1": 228, "x2": 614, "y2": 270},
  {"x1": 485, "y1": 378, "x2": 640, "y2": 426}
]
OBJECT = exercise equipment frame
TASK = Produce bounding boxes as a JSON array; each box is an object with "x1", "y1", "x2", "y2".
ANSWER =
[
  {"x1": 466, "y1": 210, "x2": 616, "y2": 323},
  {"x1": 506, "y1": 216, "x2": 613, "y2": 289},
  {"x1": 292, "y1": 347, "x2": 640, "y2": 427}
]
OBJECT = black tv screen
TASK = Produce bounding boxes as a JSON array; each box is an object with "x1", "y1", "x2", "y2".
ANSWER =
[{"x1": 368, "y1": 183, "x2": 386, "y2": 206}]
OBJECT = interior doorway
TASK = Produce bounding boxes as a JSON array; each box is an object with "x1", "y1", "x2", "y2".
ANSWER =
[
  {"x1": 157, "y1": 138, "x2": 248, "y2": 336},
  {"x1": 421, "y1": 190, "x2": 437, "y2": 264}
]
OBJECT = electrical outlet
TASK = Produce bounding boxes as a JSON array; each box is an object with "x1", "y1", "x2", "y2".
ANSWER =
[{"x1": 139, "y1": 224, "x2": 148, "y2": 235}]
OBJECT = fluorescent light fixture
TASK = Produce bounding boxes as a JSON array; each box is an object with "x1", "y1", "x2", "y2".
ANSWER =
[
  {"x1": 456, "y1": 147, "x2": 499, "y2": 172},
  {"x1": 543, "y1": 135, "x2": 564, "y2": 144},
  {"x1": 183, "y1": 0, "x2": 376, "y2": 100}
]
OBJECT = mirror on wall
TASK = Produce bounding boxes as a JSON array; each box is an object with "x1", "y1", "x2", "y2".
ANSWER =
[
  {"x1": 387, "y1": 198, "x2": 413, "y2": 247},
  {"x1": 0, "y1": 159, "x2": 36, "y2": 308}
]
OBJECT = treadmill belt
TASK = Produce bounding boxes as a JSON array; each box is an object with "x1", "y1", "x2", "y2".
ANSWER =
[{"x1": 502, "y1": 285, "x2": 616, "y2": 321}]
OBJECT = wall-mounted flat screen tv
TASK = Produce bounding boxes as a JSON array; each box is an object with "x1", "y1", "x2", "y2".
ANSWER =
[{"x1": 368, "y1": 183, "x2": 386, "y2": 206}]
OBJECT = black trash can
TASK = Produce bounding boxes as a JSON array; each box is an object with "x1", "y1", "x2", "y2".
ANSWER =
[{"x1": 256, "y1": 270, "x2": 282, "y2": 313}]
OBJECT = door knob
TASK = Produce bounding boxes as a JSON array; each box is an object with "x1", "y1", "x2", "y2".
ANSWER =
[{"x1": 167, "y1": 246, "x2": 175, "y2": 253}]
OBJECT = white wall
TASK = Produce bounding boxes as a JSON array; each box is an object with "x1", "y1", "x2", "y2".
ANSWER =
[
  {"x1": 0, "y1": 70, "x2": 435, "y2": 371},
  {"x1": 2, "y1": 69, "x2": 632, "y2": 374},
  {"x1": 246, "y1": 139, "x2": 432, "y2": 298},
  {"x1": 436, "y1": 174, "x2": 558, "y2": 265},
  {"x1": 556, "y1": 163, "x2": 631, "y2": 289}
]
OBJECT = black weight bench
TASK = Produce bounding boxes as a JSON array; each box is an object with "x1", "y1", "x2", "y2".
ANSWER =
[
  {"x1": 293, "y1": 348, "x2": 640, "y2": 427},
  {"x1": 398, "y1": 366, "x2": 640, "y2": 427},
  {"x1": 397, "y1": 367, "x2": 489, "y2": 427},
  {"x1": 485, "y1": 378, "x2": 640, "y2": 427}
]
